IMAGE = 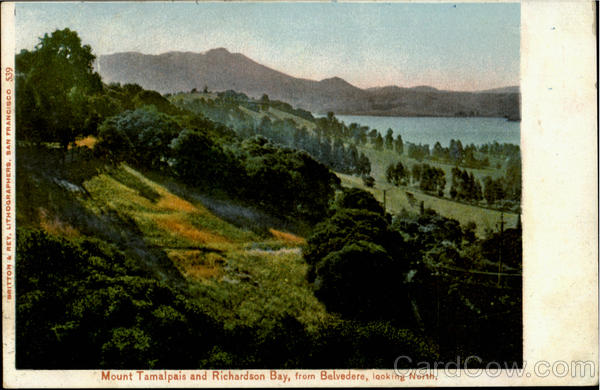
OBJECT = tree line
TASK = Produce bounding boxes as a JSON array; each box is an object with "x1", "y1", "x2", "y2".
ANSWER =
[
  {"x1": 244, "y1": 116, "x2": 371, "y2": 176},
  {"x1": 172, "y1": 94, "x2": 373, "y2": 177},
  {"x1": 385, "y1": 159, "x2": 521, "y2": 209},
  {"x1": 386, "y1": 161, "x2": 446, "y2": 196}
]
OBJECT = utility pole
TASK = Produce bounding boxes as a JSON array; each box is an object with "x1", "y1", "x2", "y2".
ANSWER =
[
  {"x1": 383, "y1": 188, "x2": 388, "y2": 210},
  {"x1": 382, "y1": 188, "x2": 392, "y2": 211}
]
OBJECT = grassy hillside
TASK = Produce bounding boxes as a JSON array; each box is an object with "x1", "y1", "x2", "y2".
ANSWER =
[
  {"x1": 337, "y1": 172, "x2": 517, "y2": 237},
  {"x1": 83, "y1": 164, "x2": 330, "y2": 330},
  {"x1": 17, "y1": 147, "x2": 330, "y2": 332},
  {"x1": 170, "y1": 92, "x2": 317, "y2": 132},
  {"x1": 17, "y1": 145, "x2": 446, "y2": 369},
  {"x1": 336, "y1": 144, "x2": 518, "y2": 237},
  {"x1": 360, "y1": 145, "x2": 506, "y2": 190}
]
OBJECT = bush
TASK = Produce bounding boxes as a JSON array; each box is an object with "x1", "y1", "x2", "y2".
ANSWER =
[
  {"x1": 169, "y1": 128, "x2": 238, "y2": 188},
  {"x1": 335, "y1": 187, "x2": 385, "y2": 215},
  {"x1": 308, "y1": 320, "x2": 439, "y2": 368},
  {"x1": 305, "y1": 204, "x2": 409, "y2": 320},
  {"x1": 313, "y1": 241, "x2": 398, "y2": 318},
  {"x1": 96, "y1": 108, "x2": 181, "y2": 169},
  {"x1": 16, "y1": 228, "x2": 220, "y2": 368},
  {"x1": 241, "y1": 136, "x2": 339, "y2": 223},
  {"x1": 362, "y1": 175, "x2": 375, "y2": 187}
]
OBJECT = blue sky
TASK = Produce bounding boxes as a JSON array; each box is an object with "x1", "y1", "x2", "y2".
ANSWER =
[{"x1": 16, "y1": 2, "x2": 520, "y2": 91}]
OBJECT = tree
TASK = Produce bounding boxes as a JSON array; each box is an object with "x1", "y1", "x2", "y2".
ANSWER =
[
  {"x1": 336, "y1": 188, "x2": 385, "y2": 215},
  {"x1": 504, "y1": 157, "x2": 522, "y2": 201},
  {"x1": 374, "y1": 133, "x2": 384, "y2": 151},
  {"x1": 95, "y1": 108, "x2": 182, "y2": 169},
  {"x1": 394, "y1": 134, "x2": 404, "y2": 155},
  {"x1": 260, "y1": 94, "x2": 270, "y2": 110},
  {"x1": 416, "y1": 164, "x2": 445, "y2": 195},
  {"x1": 169, "y1": 129, "x2": 233, "y2": 187},
  {"x1": 449, "y1": 139, "x2": 464, "y2": 163},
  {"x1": 132, "y1": 90, "x2": 181, "y2": 115},
  {"x1": 15, "y1": 68, "x2": 45, "y2": 144},
  {"x1": 313, "y1": 241, "x2": 397, "y2": 318},
  {"x1": 16, "y1": 228, "x2": 220, "y2": 369},
  {"x1": 304, "y1": 202, "x2": 409, "y2": 319},
  {"x1": 362, "y1": 175, "x2": 375, "y2": 188},
  {"x1": 450, "y1": 167, "x2": 483, "y2": 202},
  {"x1": 332, "y1": 138, "x2": 346, "y2": 169},
  {"x1": 386, "y1": 162, "x2": 408, "y2": 186},
  {"x1": 384, "y1": 129, "x2": 394, "y2": 150},
  {"x1": 357, "y1": 153, "x2": 371, "y2": 176},
  {"x1": 407, "y1": 143, "x2": 429, "y2": 161},
  {"x1": 412, "y1": 164, "x2": 422, "y2": 184},
  {"x1": 483, "y1": 176, "x2": 506, "y2": 205},
  {"x1": 241, "y1": 136, "x2": 339, "y2": 223},
  {"x1": 94, "y1": 117, "x2": 134, "y2": 163},
  {"x1": 368, "y1": 129, "x2": 379, "y2": 144},
  {"x1": 346, "y1": 144, "x2": 360, "y2": 173},
  {"x1": 463, "y1": 221, "x2": 477, "y2": 244},
  {"x1": 432, "y1": 142, "x2": 445, "y2": 160},
  {"x1": 16, "y1": 29, "x2": 102, "y2": 153}
]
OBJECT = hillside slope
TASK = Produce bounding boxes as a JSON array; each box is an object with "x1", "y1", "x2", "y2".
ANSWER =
[{"x1": 16, "y1": 146, "x2": 329, "y2": 330}]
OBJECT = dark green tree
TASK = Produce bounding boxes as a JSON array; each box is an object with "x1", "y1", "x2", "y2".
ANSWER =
[
  {"x1": 260, "y1": 94, "x2": 270, "y2": 110},
  {"x1": 374, "y1": 133, "x2": 384, "y2": 151},
  {"x1": 362, "y1": 175, "x2": 375, "y2": 188},
  {"x1": 384, "y1": 128, "x2": 394, "y2": 150},
  {"x1": 394, "y1": 134, "x2": 404, "y2": 155},
  {"x1": 386, "y1": 161, "x2": 408, "y2": 186},
  {"x1": 304, "y1": 196, "x2": 409, "y2": 319},
  {"x1": 169, "y1": 128, "x2": 234, "y2": 187},
  {"x1": 313, "y1": 241, "x2": 397, "y2": 318},
  {"x1": 95, "y1": 108, "x2": 182, "y2": 169},
  {"x1": 335, "y1": 187, "x2": 385, "y2": 215},
  {"x1": 357, "y1": 153, "x2": 371, "y2": 176},
  {"x1": 15, "y1": 29, "x2": 102, "y2": 152}
]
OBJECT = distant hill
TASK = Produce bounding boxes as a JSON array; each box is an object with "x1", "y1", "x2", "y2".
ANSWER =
[
  {"x1": 478, "y1": 86, "x2": 520, "y2": 94},
  {"x1": 97, "y1": 49, "x2": 520, "y2": 119}
]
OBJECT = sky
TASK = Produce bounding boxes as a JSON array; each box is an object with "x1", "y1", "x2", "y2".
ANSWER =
[{"x1": 15, "y1": 2, "x2": 520, "y2": 91}]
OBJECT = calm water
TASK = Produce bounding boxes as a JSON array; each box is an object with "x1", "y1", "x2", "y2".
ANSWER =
[{"x1": 335, "y1": 115, "x2": 520, "y2": 146}]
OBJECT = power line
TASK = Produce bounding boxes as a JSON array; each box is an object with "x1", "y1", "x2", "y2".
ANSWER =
[{"x1": 425, "y1": 262, "x2": 521, "y2": 277}]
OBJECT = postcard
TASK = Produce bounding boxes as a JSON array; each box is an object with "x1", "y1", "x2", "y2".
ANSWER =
[{"x1": 2, "y1": 1, "x2": 597, "y2": 387}]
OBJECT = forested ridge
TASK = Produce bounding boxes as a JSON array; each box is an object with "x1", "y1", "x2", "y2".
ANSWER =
[{"x1": 15, "y1": 29, "x2": 522, "y2": 369}]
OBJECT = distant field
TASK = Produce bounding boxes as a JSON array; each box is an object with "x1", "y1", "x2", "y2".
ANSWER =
[
  {"x1": 172, "y1": 92, "x2": 317, "y2": 131},
  {"x1": 238, "y1": 105, "x2": 265, "y2": 122},
  {"x1": 337, "y1": 172, "x2": 518, "y2": 237},
  {"x1": 267, "y1": 107, "x2": 317, "y2": 130},
  {"x1": 358, "y1": 146, "x2": 506, "y2": 198},
  {"x1": 341, "y1": 144, "x2": 520, "y2": 237}
]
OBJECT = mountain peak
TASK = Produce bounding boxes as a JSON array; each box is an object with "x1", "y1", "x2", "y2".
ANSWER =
[
  {"x1": 205, "y1": 47, "x2": 231, "y2": 55},
  {"x1": 320, "y1": 76, "x2": 345, "y2": 83},
  {"x1": 410, "y1": 85, "x2": 440, "y2": 92},
  {"x1": 318, "y1": 76, "x2": 358, "y2": 89}
]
